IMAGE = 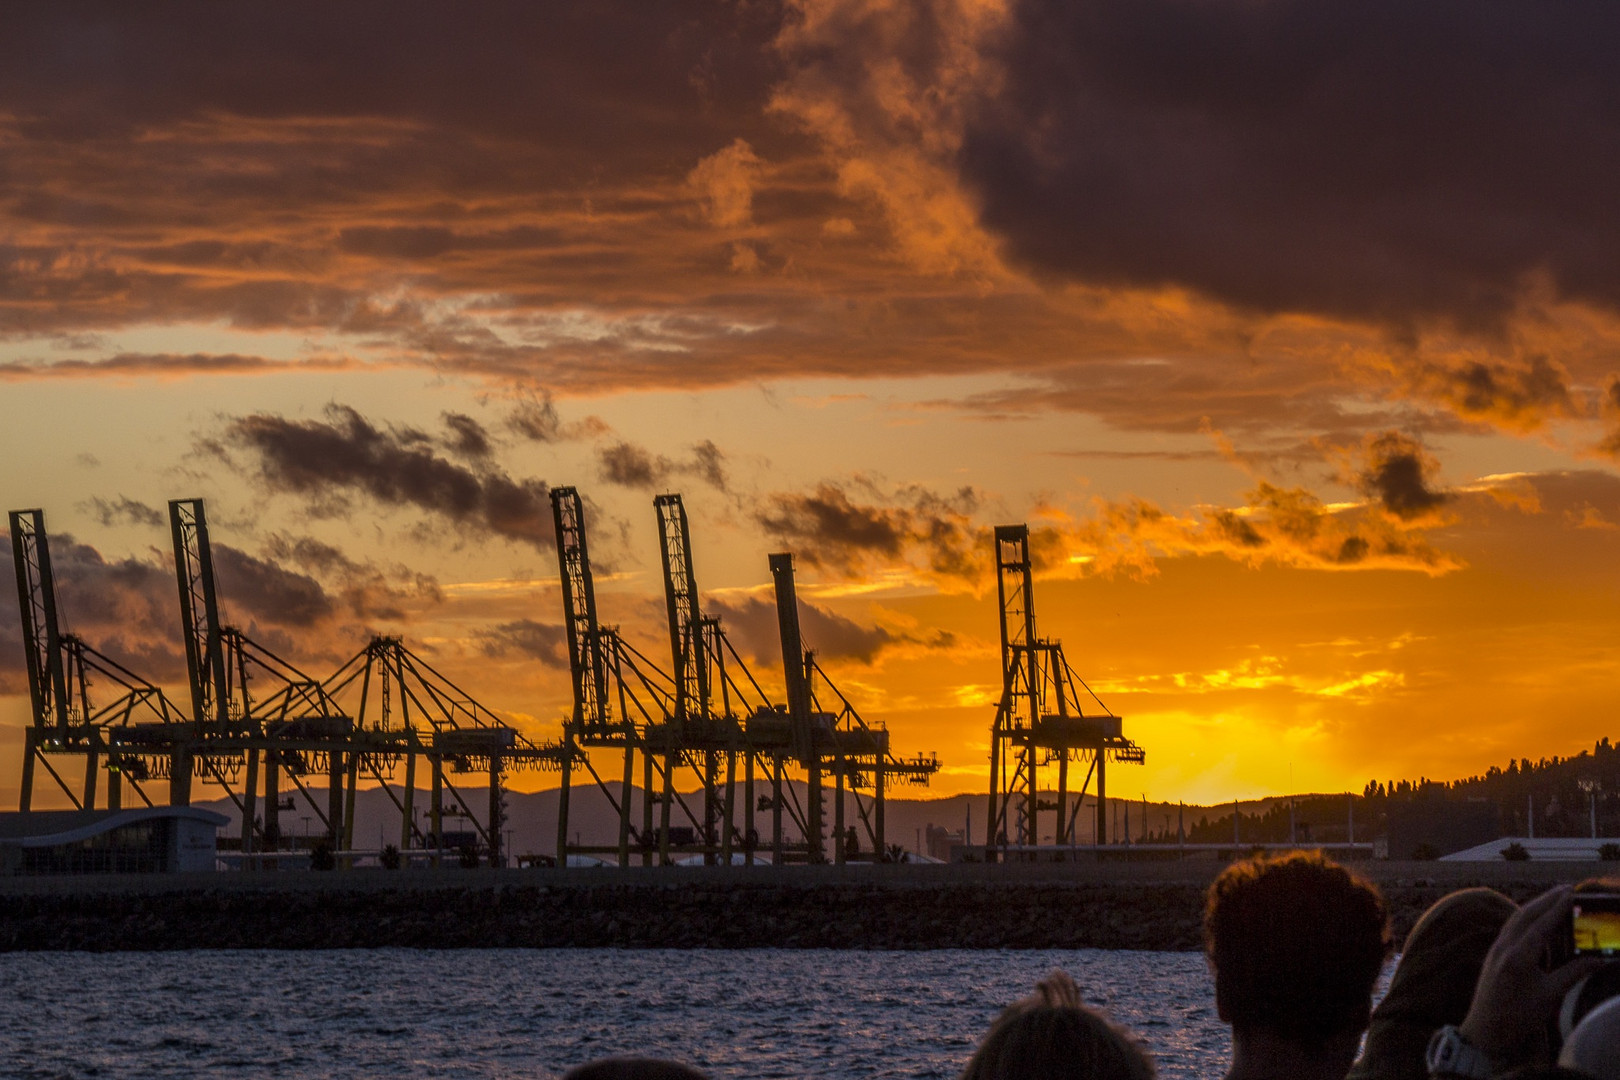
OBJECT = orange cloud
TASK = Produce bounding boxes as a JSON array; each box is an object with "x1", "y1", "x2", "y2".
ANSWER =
[
  {"x1": 755, "y1": 478, "x2": 984, "y2": 589},
  {"x1": 688, "y1": 138, "x2": 765, "y2": 229},
  {"x1": 1036, "y1": 483, "x2": 1462, "y2": 582},
  {"x1": 0, "y1": 352, "x2": 360, "y2": 381}
]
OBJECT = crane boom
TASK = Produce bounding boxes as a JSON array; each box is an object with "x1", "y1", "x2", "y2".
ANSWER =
[
  {"x1": 655, "y1": 493, "x2": 710, "y2": 723},
  {"x1": 9, "y1": 509, "x2": 69, "y2": 734},
  {"x1": 169, "y1": 498, "x2": 230, "y2": 729},
  {"x1": 551, "y1": 487, "x2": 610, "y2": 731},
  {"x1": 769, "y1": 553, "x2": 812, "y2": 725}
]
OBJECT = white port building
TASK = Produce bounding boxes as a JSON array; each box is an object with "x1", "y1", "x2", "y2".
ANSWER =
[{"x1": 0, "y1": 807, "x2": 228, "y2": 875}]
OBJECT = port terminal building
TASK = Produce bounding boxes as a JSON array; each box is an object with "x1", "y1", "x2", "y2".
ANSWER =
[{"x1": 0, "y1": 807, "x2": 227, "y2": 875}]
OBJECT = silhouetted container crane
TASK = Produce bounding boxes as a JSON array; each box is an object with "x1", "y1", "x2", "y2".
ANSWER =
[
  {"x1": 553, "y1": 490, "x2": 927, "y2": 867},
  {"x1": 9, "y1": 498, "x2": 565, "y2": 869},
  {"x1": 770, "y1": 552, "x2": 940, "y2": 862},
  {"x1": 168, "y1": 498, "x2": 357, "y2": 854},
  {"x1": 179, "y1": 497, "x2": 569, "y2": 866},
  {"x1": 551, "y1": 485, "x2": 642, "y2": 866},
  {"x1": 10, "y1": 491, "x2": 944, "y2": 870},
  {"x1": 552, "y1": 487, "x2": 757, "y2": 868},
  {"x1": 11, "y1": 508, "x2": 186, "y2": 813},
  {"x1": 985, "y1": 524, "x2": 1143, "y2": 860}
]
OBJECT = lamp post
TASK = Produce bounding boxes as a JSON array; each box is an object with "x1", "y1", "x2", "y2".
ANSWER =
[{"x1": 1578, "y1": 779, "x2": 1601, "y2": 839}]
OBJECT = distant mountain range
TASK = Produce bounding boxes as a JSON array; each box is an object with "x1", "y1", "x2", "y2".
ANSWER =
[{"x1": 191, "y1": 782, "x2": 1304, "y2": 858}]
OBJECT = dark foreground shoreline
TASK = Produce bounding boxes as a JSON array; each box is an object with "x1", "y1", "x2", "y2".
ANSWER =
[{"x1": 0, "y1": 861, "x2": 1599, "y2": 951}]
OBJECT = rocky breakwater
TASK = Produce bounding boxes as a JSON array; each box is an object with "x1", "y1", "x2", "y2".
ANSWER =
[
  {"x1": 0, "y1": 866, "x2": 1589, "y2": 951},
  {"x1": 2, "y1": 877, "x2": 1214, "y2": 951}
]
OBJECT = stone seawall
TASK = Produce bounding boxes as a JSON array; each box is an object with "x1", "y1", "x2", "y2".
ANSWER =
[{"x1": 0, "y1": 862, "x2": 1597, "y2": 951}]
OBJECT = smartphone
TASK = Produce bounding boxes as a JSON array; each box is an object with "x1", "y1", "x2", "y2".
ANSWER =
[{"x1": 1570, "y1": 893, "x2": 1620, "y2": 957}]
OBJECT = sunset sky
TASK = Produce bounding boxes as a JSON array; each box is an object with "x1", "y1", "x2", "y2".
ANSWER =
[{"x1": 5, "y1": 0, "x2": 1620, "y2": 810}]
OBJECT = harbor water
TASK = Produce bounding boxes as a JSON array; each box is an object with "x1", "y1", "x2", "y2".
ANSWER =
[{"x1": 0, "y1": 948, "x2": 1388, "y2": 1078}]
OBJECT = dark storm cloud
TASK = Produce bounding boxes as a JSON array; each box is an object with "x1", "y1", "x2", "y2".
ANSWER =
[
  {"x1": 211, "y1": 544, "x2": 334, "y2": 628},
  {"x1": 598, "y1": 442, "x2": 665, "y2": 489},
  {"x1": 265, "y1": 534, "x2": 441, "y2": 622},
  {"x1": 755, "y1": 481, "x2": 980, "y2": 581},
  {"x1": 705, "y1": 593, "x2": 935, "y2": 667},
  {"x1": 29, "y1": 535, "x2": 185, "y2": 682},
  {"x1": 962, "y1": 0, "x2": 1620, "y2": 326},
  {"x1": 1401, "y1": 352, "x2": 1576, "y2": 431},
  {"x1": 596, "y1": 440, "x2": 730, "y2": 492},
  {"x1": 1353, "y1": 432, "x2": 1448, "y2": 520},
  {"x1": 15, "y1": 0, "x2": 1607, "y2": 453},
  {"x1": 0, "y1": 4, "x2": 786, "y2": 155},
  {"x1": 690, "y1": 440, "x2": 727, "y2": 491},
  {"x1": 476, "y1": 619, "x2": 569, "y2": 667},
  {"x1": 224, "y1": 405, "x2": 554, "y2": 549},
  {"x1": 502, "y1": 395, "x2": 611, "y2": 445},
  {"x1": 506, "y1": 397, "x2": 565, "y2": 443},
  {"x1": 82, "y1": 495, "x2": 163, "y2": 528},
  {"x1": 759, "y1": 484, "x2": 903, "y2": 559},
  {"x1": 1446, "y1": 357, "x2": 1571, "y2": 421},
  {"x1": 441, "y1": 413, "x2": 493, "y2": 460}
]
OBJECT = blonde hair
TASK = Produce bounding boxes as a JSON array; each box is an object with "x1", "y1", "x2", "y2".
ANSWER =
[{"x1": 959, "y1": 971, "x2": 1156, "y2": 1080}]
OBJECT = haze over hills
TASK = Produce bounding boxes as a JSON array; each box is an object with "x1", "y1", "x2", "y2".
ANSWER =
[{"x1": 192, "y1": 783, "x2": 1318, "y2": 859}]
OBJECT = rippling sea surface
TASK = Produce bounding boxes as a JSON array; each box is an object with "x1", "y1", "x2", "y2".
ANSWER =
[{"x1": 2, "y1": 948, "x2": 1384, "y2": 1079}]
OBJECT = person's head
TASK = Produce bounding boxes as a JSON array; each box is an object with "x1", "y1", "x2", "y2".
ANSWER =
[
  {"x1": 562, "y1": 1059, "x2": 709, "y2": 1080},
  {"x1": 1204, "y1": 851, "x2": 1391, "y2": 1052},
  {"x1": 960, "y1": 971, "x2": 1155, "y2": 1080}
]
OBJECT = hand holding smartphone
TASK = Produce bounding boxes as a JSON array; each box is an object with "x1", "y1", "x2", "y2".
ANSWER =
[{"x1": 1570, "y1": 893, "x2": 1620, "y2": 957}]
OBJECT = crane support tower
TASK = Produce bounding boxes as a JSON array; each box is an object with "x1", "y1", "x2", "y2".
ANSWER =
[{"x1": 985, "y1": 524, "x2": 1143, "y2": 860}]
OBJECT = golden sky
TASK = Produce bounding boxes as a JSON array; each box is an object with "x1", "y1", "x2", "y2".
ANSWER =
[{"x1": 5, "y1": 0, "x2": 1620, "y2": 807}]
